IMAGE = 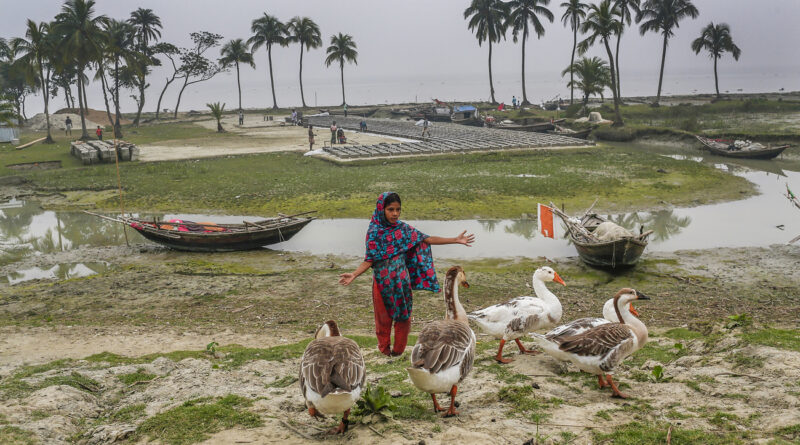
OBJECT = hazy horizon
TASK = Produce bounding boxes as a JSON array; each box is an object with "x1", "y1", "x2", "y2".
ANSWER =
[{"x1": 3, "y1": 0, "x2": 800, "y2": 115}]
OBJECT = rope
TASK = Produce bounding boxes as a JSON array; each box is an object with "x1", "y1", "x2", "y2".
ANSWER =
[{"x1": 113, "y1": 136, "x2": 129, "y2": 247}]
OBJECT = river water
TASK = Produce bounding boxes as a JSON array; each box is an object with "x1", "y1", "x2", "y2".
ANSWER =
[{"x1": 1, "y1": 147, "x2": 797, "y2": 283}]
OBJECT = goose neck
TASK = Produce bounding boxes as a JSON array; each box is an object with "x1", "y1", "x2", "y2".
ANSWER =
[{"x1": 445, "y1": 277, "x2": 468, "y2": 323}]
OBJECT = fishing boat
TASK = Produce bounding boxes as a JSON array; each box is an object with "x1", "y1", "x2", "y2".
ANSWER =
[
  {"x1": 696, "y1": 135, "x2": 790, "y2": 160},
  {"x1": 487, "y1": 119, "x2": 565, "y2": 132},
  {"x1": 450, "y1": 105, "x2": 483, "y2": 126},
  {"x1": 549, "y1": 203, "x2": 652, "y2": 269},
  {"x1": 85, "y1": 210, "x2": 315, "y2": 252}
]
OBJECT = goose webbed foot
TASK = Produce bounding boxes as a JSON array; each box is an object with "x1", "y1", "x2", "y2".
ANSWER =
[
  {"x1": 515, "y1": 339, "x2": 540, "y2": 355},
  {"x1": 442, "y1": 385, "x2": 459, "y2": 417},
  {"x1": 495, "y1": 339, "x2": 515, "y2": 364},
  {"x1": 606, "y1": 375, "x2": 628, "y2": 399}
]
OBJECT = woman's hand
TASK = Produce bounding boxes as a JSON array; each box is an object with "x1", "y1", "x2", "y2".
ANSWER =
[
  {"x1": 338, "y1": 273, "x2": 356, "y2": 286},
  {"x1": 455, "y1": 230, "x2": 475, "y2": 247}
]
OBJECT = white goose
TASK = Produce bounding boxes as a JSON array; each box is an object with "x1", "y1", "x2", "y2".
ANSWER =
[
  {"x1": 300, "y1": 320, "x2": 366, "y2": 434},
  {"x1": 468, "y1": 266, "x2": 566, "y2": 363},
  {"x1": 407, "y1": 266, "x2": 476, "y2": 417},
  {"x1": 532, "y1": 288, "x2": 650, "y2": 398}
]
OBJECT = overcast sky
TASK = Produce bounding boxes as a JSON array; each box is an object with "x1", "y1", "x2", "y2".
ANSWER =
[{"x1": 3, "y1": 0, "x2": 800, "y2": 113}]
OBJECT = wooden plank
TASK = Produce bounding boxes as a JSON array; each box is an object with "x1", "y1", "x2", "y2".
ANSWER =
[{"x1": 15, "y1": 137, "x2": 47, "y2": 150}]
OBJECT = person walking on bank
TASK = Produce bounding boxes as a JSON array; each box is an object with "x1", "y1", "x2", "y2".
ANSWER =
[
  {"x1": 421, "y1": 117, "x2": 430, "y2": 141},
  {"x1": 65, "y1": 116, "x2": 72, "y2": 137},
  {"x1": 96, "y1": 126, "x2": 103, "y2": 141},
  {"x1": 338, "y1": 192, "x2": 475, "y2": 356},
  {"x1": 344, "y1": 103, "x2": 348, "y2": 117},
  {"x1": 330, "y1": 121, "x2": 337, "y2": 145},
  {"x1": 238, "y1": 110, "x2": 244, "y2": 125},
  {"x1": 308, "y1": 124, "x2": 315, "y2": 151}
]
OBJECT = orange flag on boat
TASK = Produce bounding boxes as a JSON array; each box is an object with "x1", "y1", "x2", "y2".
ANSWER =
[{"x1": 538, "y1": 203, "x2": 554, "y2": 239}]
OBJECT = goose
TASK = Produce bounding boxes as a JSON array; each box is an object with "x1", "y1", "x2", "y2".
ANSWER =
[
  {"x1": 531, "y1": 288, "x2": 650, "y2": 398},
  {"x1": 407, "y1": 266, "x2": 475, "y2": 417},
  {"x1": 300, "y1": 320, "x2": 366, "y2": 434},
  {"x1": 468, "y1": 266, "x2": 566, "y2": 363},
  {"x1": 545, "y1": 298, "x2": 640, "y2": 341}
]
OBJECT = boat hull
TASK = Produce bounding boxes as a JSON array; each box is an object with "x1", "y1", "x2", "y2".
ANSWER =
[
  {"x1": 132, "y1": 218, "x2": 313, "y2": 252},
  {"x1": 572, "y1": 236, "x2": 647, "y2": 268},
  {"x1": 696, "y1": 136, "x2": 790, "y2": 160}
]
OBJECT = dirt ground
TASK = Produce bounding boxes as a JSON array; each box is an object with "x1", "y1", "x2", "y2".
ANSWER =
[
  {"x1": 0, "y1": 243, "x2": 798, "y2": 444},
  {"x1": 137, "y1": 115, "x2": 401, "y2": 162}
]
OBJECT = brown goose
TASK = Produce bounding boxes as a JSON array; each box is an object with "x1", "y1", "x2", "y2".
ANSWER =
[
  {"x1": 407, "y1": 266, "x2": 476, "y2": 417},
  {"x1": 532, "y1": 288, "x2": 650, "y2": 398},
  {"x1": 299, "y1": 320, "x2": 366, "y2": 434}
]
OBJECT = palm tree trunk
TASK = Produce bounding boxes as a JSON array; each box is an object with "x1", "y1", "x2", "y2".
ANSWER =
[
  {"x1": 570, "y1": 24, "x2": 577, "y2": 105},
  {"x1": 99, "y1": 70, "x2": 115, "y2": 129},
  {"x1": 299, "y1": 45, "x2": 306, "y2": 107},
  {"x1": 521, "y1": 35, "x2": 529, "y2": 105},
  {"x1": 713, "y1": 56, "x2": 719, "y2": 98},
  {"x1": 615, "y1": 31, "x2": 622, "y2": 102},
  {"x1": 488, "y1": 41, "x2": 496, "y2": 104},
  {"x1": 235, "y1": 62, "x2": 242, "y2": 111},
  {"x1": 113, "y1": 58, "x2": 123, "y2": 139},
  {"x1": 268, "y1": 46, "x2": 278, "y2": 109},
  {"x1": 174, "y1": 75, "x2": 190, "y2": 118},
  {"x1": 38, "y1": 60, "x2": 53, "y2": 144},
  {"x1": 603, "y1": 38, "x2": 623, "y2": 125},
  {"x1": 76, "y1": 68, "x2": 89, "y2": 140},
  {"x1": 339, "y1": 60, "x2": 346, "y2": 106},
  {"x1": 81, "y1": 76, "x2": 89, "y2": 120},
  {"x1": 156, "y1": 73, "x2": 177, "y2": 120},
  {"x1": 133, "y1": 73, "x2": 145, "y2": 127},
  {"x1": 655, "y1": 33, "x2": 668, "y2": 105}
]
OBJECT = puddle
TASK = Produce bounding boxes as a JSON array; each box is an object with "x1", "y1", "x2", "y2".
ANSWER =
[{"x1": 2, "y1": 261, "x2": 112, "y2": 285}]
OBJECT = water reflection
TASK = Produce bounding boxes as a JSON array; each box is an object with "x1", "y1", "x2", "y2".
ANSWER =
[{"x1": 3, "y1": 262, "x2": 111, "y2": 285}]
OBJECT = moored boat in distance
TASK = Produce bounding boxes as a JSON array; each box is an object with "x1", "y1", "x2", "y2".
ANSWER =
[{"x1": 695, "y1": 135, "x2": 790, "y2": 160}]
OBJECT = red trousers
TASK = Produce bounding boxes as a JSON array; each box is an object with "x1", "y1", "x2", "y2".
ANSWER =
[{"x1": 373, "y1": 280, "x2": 411, "y2": 356}]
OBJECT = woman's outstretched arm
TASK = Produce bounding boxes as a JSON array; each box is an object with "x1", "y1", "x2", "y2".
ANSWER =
[
  {"x1": 425, "y1": 230, "x2": 475, "y2": 247},
  {"x1": 338, "y1": 260, "x2": 373, "y2": 285}
]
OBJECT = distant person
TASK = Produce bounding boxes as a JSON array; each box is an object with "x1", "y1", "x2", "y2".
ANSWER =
[
  {"x1": 512, "y1": 96, "x2": 517, "y2": 109},
  {"x1": 337, "y1": 127, "x2": 346, "y2": 144},
  {"x1": 360, "y1": 118, "x2": 367, "y2": 132},
  {"x1": 343, "y1": 103, "x2": 348, "y2": 117},
  {"x1": 96, "y1": 126, "x2": 103, "y2": 141},
  {"x1": 330, "y1": 121, "x2": 337, "y2": 145},
  {"x1": 65, "y1": 116, "x2": 72, "y2": 136},
  {"x1": 291, "y1": 109, "x2": 298, "y2": 126},
  {"x1": 497, "y1": 103, "x2": 505, "y2": 111},
  {"x1": 308, "y1": 124, "x2": 315, "y2": 151},
  {"x1": 238, "y1": 110, "x2": 244, "y2": 125},
  {"x1": 421, "y1": 117, "x2": 430, "y2": 140}
]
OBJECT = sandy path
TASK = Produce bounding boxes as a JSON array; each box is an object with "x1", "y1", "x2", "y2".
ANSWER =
[{"x1": 138, "y1": 115, "x2": 401, "y2": 162}]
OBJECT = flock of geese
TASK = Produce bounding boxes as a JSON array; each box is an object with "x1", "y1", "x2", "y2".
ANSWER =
[{"x1": 299, "y1": 266, "x2": 650, "y2": 434}]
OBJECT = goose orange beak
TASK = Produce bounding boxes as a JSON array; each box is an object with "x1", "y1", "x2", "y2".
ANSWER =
[
  {"x1": 462, "y1": 281, "x2": 470, "y2": 288},
  {"x1": 629, "y1": 303, "x2": 639, "y2": 317},
  {"x1": 553, "y1": 272, "x2": 566, "y2": 286}
]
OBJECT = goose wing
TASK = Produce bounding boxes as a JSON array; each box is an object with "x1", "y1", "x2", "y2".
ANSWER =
[
  {"x1": 469, "y1": 297, "x2": 544, "y2": 323},
  {"x1": 300, "y1": 337, "x2": 365, "y2": 398},
  {"x1": 546, "y1": 317, "x2": 610, "y2": 343},
  {"x1": 558, "y1": 323, "x2": 635, "y2": 358},
  {"x1": 411, "y1": 320, "x2": 474, "y2": 375}
]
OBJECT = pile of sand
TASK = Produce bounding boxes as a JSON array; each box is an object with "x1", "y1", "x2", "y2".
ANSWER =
[
  {"x1": 26, "y1": 113, "x2": 102, "y2": 131},
  {"x1": 55, "y1": 108, "x2": 131, "y2": 125}
]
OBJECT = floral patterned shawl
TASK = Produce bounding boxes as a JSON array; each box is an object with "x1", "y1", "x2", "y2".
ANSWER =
[{"x1": 365, "y1": 192, "x2": 440, "y2": 321}]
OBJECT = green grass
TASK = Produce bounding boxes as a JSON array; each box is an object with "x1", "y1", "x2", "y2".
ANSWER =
[
  {"x1": 741, "y1": 328, "x2": 800, "y2": 352},
  {"x1": 0, "y1": 426, "x2": 39, "y2": 445},
  {"x1": 264, "y1": 375, "x2": 298, "y2": 388},
  {"x1": 774, "y1": 424, "x2": 800, "y2": 442},
  {"x1": 7, "y1": 141, "x2": 751, "y2": 219},
  {"x1": 110, "y1": 403, "x2": 146, "y2": 423},
  {"x1": 628, "y1": 342, "x2": 687, "y2": 367},
  {"x1": 135, "y1": 395, "x2": 261, "y2": 445},
  {"x1": 663, "y1": 328, "x2": 705, "y2": 341},
  {"x1": 0, "y1": 369, "x2": 100, "y2": 400},
  {"x1": 497, "y1": 385, "x2": 561, "y2": 424},
  {"x1": 117, "y1": 369, "x2": 158, "y2": 385},
  {"x1": 726, "y1": 351, "x2": 765, "y2": 369},
  {"x1": 593, "y1": 421, "x2": 746, "y2": 444}
]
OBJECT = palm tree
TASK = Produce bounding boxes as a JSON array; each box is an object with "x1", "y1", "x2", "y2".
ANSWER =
[
  {"x1": 11, "y1": 20, "x2": 56, "y2": 143},
  {"x1": 219, "y1": 39, "x2": 255, "y2": 111},
  {"x1": 0, "y1": 101, "x2": 15, "y2": 126},
  {"x1": 691, "y1": 22, "x2": 741, "y2": 98},
  {"x1": 561, "y1": 56, "x2": 611, "y2": 109},
  {"x1": 127, "y1": 8, "x2": 162, "y2": 126},
  {"x1": 578, "y1": 0, "x2": 623, "y2": 124},
  {"x1": 207, "y1": 102, "x2": 225, "y2": 132},
  {"x1": 324, "y1": 33, "x2": 358, "y2": 106},
  {"x1": 287, "y1": 17, "x2": 322, "y2": 108},
  {"x1": 0, "y1": 38, "x2": 11, "y2": 61},
  {"x1": 53, "y1": 0, "x2": 108, "y2": 140},
  {"x1": 102, "y1": 19, "x2": 138, "y2": 138},
  {"x1": 561, "y1": 0, "x2": 588, "y2": 105},
  {"x1": 248, "y1": 13, "x2": 287, "y2": 109},
  {"x1": 507, "y1": 0, "x2": 554, "y2": 106},
  {"x1": 464, "y1": 0, "x2": 510, "y2": 104},
  {"x1": 612, "y1": 0, "x2": 641, "y2": 100},
  {"x1": 638, "y1": 0, "x2": 699, "y2": 105}
]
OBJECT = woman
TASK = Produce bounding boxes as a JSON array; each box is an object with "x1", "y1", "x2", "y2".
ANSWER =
[{"x1": 338, "y1": 192, "x2": 474, "y2": 356}]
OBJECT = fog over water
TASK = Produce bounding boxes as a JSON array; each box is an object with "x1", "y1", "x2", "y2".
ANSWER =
[{"x1": 3, "y1": 0, "x2": 800, "y2": 115}]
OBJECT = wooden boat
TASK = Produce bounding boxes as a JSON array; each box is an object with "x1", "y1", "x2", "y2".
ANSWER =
[
  {"x1": 549, "y1": 203, "x2": 652, "y2": 269},
  {"x1": 547, "y1": 127, "x2": 592, "y2": 139},
  {"x1": 490, "y1": 119, "x2": 564, "y2": 132},
  {"x1": 450, "y1": 105, "x2": 483, "y2": 126},
  {"x1": 85, "y1": 210, "x2": 315, "y2": 252},
  {"x1": 696, "y1": 135, "x2": 790, "y2": 160}
]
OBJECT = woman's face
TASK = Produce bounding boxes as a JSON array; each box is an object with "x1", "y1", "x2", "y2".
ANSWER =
[{"x1": 384, "y1": 201, "x2": 401, "y2": 224}]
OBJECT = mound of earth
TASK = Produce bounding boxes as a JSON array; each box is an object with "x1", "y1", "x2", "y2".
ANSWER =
[
  {"x1": 54, "y1": 108, "x2": 131, "y2": 125},
  {"x1": 26, "y1": 112, "x2": 101, "y2": 131}
]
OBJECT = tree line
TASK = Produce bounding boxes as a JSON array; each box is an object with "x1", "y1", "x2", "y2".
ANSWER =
[
  {"x1": 464, "y1": 0, "x2": 741, "y2": 125},
  {"x1": 0, "y1": 0, "x2": 357, "y2": 141},
  {"x1": 1, "y1": 0, "x2": 742, "y2": 138}
]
